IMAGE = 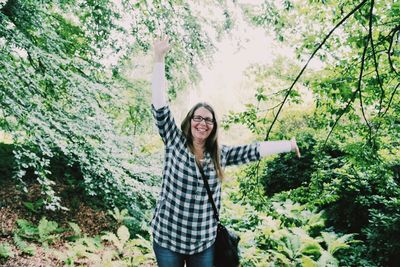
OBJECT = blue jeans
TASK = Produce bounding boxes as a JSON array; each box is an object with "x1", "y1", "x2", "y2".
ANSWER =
[{"x1": 153, "y1": 241, "x2": 215, "y2": 267}]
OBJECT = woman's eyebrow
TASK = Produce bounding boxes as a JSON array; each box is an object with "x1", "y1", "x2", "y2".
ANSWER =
[{"x1": 194, "y1": 114, "x2": 213, "y2": 118}]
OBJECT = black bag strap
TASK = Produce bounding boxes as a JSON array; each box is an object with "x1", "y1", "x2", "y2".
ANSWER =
[{"x1": 198, "y1": 165, "x2": 220, "y2": 223}]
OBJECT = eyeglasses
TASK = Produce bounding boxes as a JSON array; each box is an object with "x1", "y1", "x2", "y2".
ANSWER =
[{"x1": 192, "y1": 115, "x2": 214, "y2": 125}]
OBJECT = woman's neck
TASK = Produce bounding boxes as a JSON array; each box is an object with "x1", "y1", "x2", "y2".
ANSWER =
[
  {"x1": 192, "y1": 140, "x2": 206, "y2": 160},
  {"x1": 193, "y1": 139, "x2": 205, "y2": 151}
]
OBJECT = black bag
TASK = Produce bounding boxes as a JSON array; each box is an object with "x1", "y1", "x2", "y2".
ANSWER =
[
  {"x1": 214, "y1": 223, "x2": 240, "y2": 266},
  {"x1": 199, "y1": 167, "x2": 240, "y2": 267}
]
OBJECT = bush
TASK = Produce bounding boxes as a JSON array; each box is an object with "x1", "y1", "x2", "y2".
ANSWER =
[
  {"x1": 240, "y1": 129, "x2": 400, "y2": 266},
  {"x1": 364, "y1": 197, "x2": 400, "y2": 267}
]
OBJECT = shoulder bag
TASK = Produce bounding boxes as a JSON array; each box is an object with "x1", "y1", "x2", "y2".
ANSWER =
[{"x1": 199, "y1": 166, "x2": 240, "y2": 267}]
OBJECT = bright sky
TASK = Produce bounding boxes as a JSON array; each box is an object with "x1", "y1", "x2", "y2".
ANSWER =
[
  {"x1": 175, "y1": 2, "x2": 298, "y2": 117},
  {"x1": 171, "y1": 2, "x2": 292, "y2": 144},
  {"x1": 177, "y1": 2, "x2": 278, "y2": 116},
  {"x1": 186, "y1": 28, "x2": 279, "y2": 115}
]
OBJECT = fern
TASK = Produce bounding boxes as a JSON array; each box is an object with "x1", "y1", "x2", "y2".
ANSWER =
[
  {"x1": 16, "y1": 219, "x2": 38, "y2": 240},
  {"x1": 13, "y1": 234, "x2": 36, "y2": 256},
  {"x1": 16, "y1": 217, "x2": 63, "y2": 247},
  {"x1": 317, "y1": 250, "x2": 339, "y2": 267},
  {"x1": 67, "y1": 222, "x2": 82, "y2": 241},
  {"x1": 68, "y1": 222, "x2": 82, "y2": 236},
  {"x1": 101, "y1": 225, "x2": 130, "y2": 255},
  {"x1": 302, "y1": 255, "x2": 318, "y2": 267},
  {"x1": 123, "y1": 234, "x2": 154, "y2": 266},
  {"x1": 0, "y1": 242, "x2": 14, "y2": 259},
  {"x1": 108, "y1": 207, "x2": 134, "y2": 225},
  {"x1": 321, "y1": 232, "x2": 354, "y2": 255},
  {"x1": 54, "y1": 236, "x2": 104, "y2": 266}
]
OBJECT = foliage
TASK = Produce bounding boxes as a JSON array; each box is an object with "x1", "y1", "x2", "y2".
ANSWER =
[
  {"x1": 0, "y1": 0, "x2": 234, "y2": 237},
  {"x1": 13, "y1": 234, "x2": 36, "y2": 256},
  {"x1": 0, "y1": 242, "x2": 14, "y2": 259},
  {"x1": 364, "y1": 196, "x2": 400, "y2": 265},
  {"x1": 53, "y1": 235, "x2": 104, "y2": 266},
  {"x1": 53, "y1": 223, "x2": 155, "y2": 266},
  {"x1": 221, "y1": 197, "x2": 356, "y2": 267},
  {"x1": 108, "y1": 207, "x2": 134, "y2": 226},
  {"x1": 231, "y1": 111, "x2": 399, "y2": 265},
  {"x1": 23, "y1": 198, "x2": 45, "y2": 214},
  {"x1": 15, "y1": 217, "x2": 63, "y2": 247},
  {"x1": 2, "y1": 212, "x2": 155, "y2": 266},
  {"x1": 101, "y1": 225, "x2": 130, "y2": 255},
  {"x1": 222, "y1": 1, "x2": 400, "y2": 265},
  {"x1": 67, "y1": 222, "x2": 82, "y2": 242}
]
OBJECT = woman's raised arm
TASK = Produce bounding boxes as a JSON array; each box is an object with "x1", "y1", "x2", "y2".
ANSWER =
[{"x1": 152, "y1": 36, "x2": 170, "y2": 109}]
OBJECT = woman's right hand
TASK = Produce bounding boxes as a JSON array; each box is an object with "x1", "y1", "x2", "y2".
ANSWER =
[{"x1": 153, "y1": 35, "x2": 170, "y2": 63}]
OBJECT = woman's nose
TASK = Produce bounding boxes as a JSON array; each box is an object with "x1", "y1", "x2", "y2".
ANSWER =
[{"x1": 199, "y1": 119, "x2": 207, "y2": 126}]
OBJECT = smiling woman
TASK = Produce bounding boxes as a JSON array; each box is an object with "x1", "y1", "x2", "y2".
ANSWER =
[
  {"x1": 180, "y1": 103, "x2": 223, "y2": 178},
  {"x1": 150, "y1": 35, "x2": 301, "y2": 267}
]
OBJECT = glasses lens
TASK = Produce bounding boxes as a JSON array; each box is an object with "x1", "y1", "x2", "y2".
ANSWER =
[
  {"x1": 192, "y1": 116, "x2": 214, "y2": 125},
  {"x1": 205, "y1": 119, "x2": 214, "y2": 125},
  {"x1": 192, "y1": 116, "x2": 202, "y2": 122}
]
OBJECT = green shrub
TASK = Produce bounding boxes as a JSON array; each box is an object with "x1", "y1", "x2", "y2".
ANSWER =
[
  {"x1": 227, "y1": 199, "x2": 356, "y2": 267},
  {"x1": 364, "y1": 197, "x2": 400, "y2": 267},
  {"x1": 261, "y1": 133, "x2": 318, "y2": 197},
  {"x1": 54, "y1": 224, "x2": 156, "y2": 266}
]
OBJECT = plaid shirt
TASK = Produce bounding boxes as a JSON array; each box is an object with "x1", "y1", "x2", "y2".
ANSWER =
[{"x1": 151, "y1": 105, "x2": 260, "y2": 254}]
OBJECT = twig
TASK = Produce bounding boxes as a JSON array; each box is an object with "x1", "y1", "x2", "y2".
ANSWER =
[
  {"x1": 380, "y1": 82, "x2": 400, "y2": 118},
  {"x1": 323, "y1": 88, "x2": 359, "y2": 145},
  {"x1": 388, "y1": 25, "x2": 400, "y2": 76},
  {"x1": 263, "y1": 0, "x2": 369, "y2": 141}
]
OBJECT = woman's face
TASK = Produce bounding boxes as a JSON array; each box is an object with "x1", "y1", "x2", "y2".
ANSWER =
[{"x1": 191, "y1": 107, "x2": 214, "y2": 143}]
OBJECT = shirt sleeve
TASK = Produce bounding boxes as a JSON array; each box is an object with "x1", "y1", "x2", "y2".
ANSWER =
[
  {"x1": 221, "y1": 143, "x2": 261, "y2": 167},
  {"x1": 259, "y1": 140, "x2": 292, "y2": 157},
  {"x1": 152, "y1": 105, "x2": 181, "y2": 146}
]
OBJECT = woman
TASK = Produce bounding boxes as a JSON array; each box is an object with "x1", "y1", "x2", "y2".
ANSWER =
[{"x1": 151, "y1": 36, "x2": 301, "y2": 267}]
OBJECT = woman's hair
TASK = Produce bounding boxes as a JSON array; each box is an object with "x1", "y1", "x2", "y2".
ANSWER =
[{"x1": 181, "y1": 102, "x2": 224, "y2": 179}]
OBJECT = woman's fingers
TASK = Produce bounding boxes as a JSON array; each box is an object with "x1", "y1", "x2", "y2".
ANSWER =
[
  {"x1": 296, "y1": 146, "x2": 301, "y2": 158},
  {"x1": 291, "y1": 137, "x2": 301, "y2": 158}
]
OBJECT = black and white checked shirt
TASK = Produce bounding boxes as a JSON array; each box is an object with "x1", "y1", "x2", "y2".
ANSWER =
[{"x1": 151, "y1": 105, "x2": 261, "y2": 254}]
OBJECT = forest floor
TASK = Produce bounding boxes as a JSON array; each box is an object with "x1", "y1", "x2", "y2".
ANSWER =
[{"x1": 0, "y1": 177, "x2": 116, "y2": 267}]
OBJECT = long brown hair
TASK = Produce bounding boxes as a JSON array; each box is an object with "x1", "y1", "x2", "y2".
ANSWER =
[{"x1": 181, "y1": 102, "x2": 224, "y2": 179}]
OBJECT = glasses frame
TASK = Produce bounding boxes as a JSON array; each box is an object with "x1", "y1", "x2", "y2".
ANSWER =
[{"x1": 192, "y1": 115, "x2": 215, "y2": 125}]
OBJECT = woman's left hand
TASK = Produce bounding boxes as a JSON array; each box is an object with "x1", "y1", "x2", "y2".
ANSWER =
[
  {"x1": 153, "y1": 35, "x2": 170, "y2": 62},
  {"x1": 290, "y1": 138, "x2": 301, "y2": 158}
]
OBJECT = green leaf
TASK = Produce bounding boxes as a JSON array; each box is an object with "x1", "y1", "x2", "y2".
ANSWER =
[
  {"x1": 117, "y1": 225, "x2": 130, "y2": 245},
  {"x1": 302, "y1": 255, "x2": 318, "y2": 267},
  {"x1": 68, "y1": 222, "x2": 82, "y2": 237},
  {"x1": 317, "y1": 251, "x2": 338, "y2": 267}
]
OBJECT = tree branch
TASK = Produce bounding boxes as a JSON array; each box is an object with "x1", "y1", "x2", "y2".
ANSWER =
[
  {"x1": 357, "y1": 0, "x2": 374, "y2": 143},
  {"x1": 323, "y1": 88, "x2": 359, "y2": 145},
  {"x1": 380, "y1": 82, "x2": 400, "y2": 118},
  {"x1": 263, "y1": 0, "x2": 369, "y2": 141},
  {"x1": 388, "y1": 25, "x2": 400, "y2": 76},
  {"x1": 324, "y1": 0, "x2": 374, "y2": 146}
]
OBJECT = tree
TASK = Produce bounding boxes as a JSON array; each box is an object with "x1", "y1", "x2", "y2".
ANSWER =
[
  {"x1": 0, "y1": 0, "x2": 229, "y2": 226},
  {"x1": 223, "y1": 0, "x2": 399, "y2": 265}
]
